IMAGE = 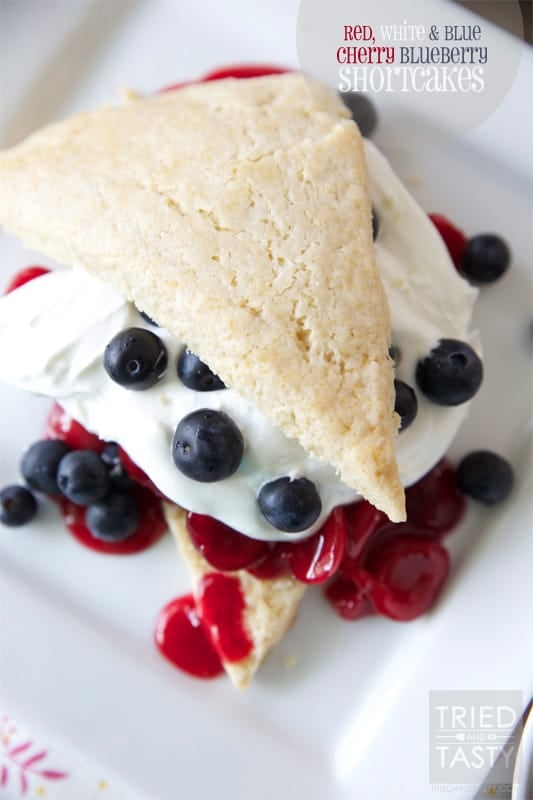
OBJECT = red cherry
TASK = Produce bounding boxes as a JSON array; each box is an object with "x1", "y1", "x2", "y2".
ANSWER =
[
  {"x1": 246, "y1": 542, "x2": 292, "y2": 579},
  {"x1": 4, "y1": 265, "x2": 50, "y2": 294},
  {"x1": 324, "y1": 575, "x2": 374, "y2": 621},
  {"x1": 367, "y1": 535, "x2": 450, "y2": 621},
  {"x1": 405, "y1": 458, "x2": 466, "y2": 537},
  {"x1": 44, "y1": 403, "x2": 105, "y2": 453},
  {"x1": 325, "y1": 479, "x2": 459, "y2": 622},
  {"x1": 155, "y1": 594, "x2": 223, "y2": 679},
  {"x1": 343, "y1": 500, "x2": 387, "y2": 567},
  {"x1": 202, "y1": 64, "x2": 290, "y2": 82},
  {"x1": 287, "y1": 508, "x2": 347, "y2": 585},
  {"x1": 429, "y1": 214, "x2": 467, "y2": 271},
  {"x1": 157, "y1": 64, "x2": 289, "y2": 95},
  {"x1": 186, "y1": 512, "x2": 269, "y2": 572}
]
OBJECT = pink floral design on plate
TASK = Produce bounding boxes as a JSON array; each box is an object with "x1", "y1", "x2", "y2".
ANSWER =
[{"x1": 0, "y1": 715, "x2": 68, "y2": 795}]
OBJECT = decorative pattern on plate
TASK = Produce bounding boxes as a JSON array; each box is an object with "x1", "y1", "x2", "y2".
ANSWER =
[{"x1": 0, "y1": 715, "x2": 67, "y2": 796}]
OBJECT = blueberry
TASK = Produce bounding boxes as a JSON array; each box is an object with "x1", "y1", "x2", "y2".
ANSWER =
[
  {"x1": 456, "y1": 450, "x2": 514, "y2": 505},
  {"x1": 104, "y1": 327, "x2": 167, "y2": 390},
  {"x1": 86, "y1": 490, "x2": 139, "y2": 541},
  {"x1": 372, "y1": 209, "x2": 379, "y2": 241},
  {"x1": 177, "y1": 349, "x2": 226, "y2": 391},
  {"x1": 461, "y1": 234, "x2": 510, "y2": 284},
  {"x1": 338, "y1": 92, "x2": 378, "y2": 137},
  {"x1": 172, "y1": 409, "x2": 243, "y2": 482},
  {"x1": 257, "y1": 477, "x2": 322, "y2": 532},
  {"x1": 57, "y1": 450, "x2": 110, "y2": 505},
  {"x1": 138, "y1": 309, "x2": 159, "y2": 327},
  {"x1": 394, "y1": 380, "x2": 418, "y2": 431},
  {"x1": 100, "y1": 442, "x2": 133, "y2": 490},
  {"x1": 0, "y1": 485, "x2": 38, "y2": 527},
  {"x1": 416, "y1": 339, "x2": 483, "y2": 406},
  {"x1": 21, "y1": 439, "x2": 71, "y2": 494}
]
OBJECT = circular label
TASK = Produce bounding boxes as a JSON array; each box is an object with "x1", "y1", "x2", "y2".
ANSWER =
[{"x1": 297, "y1": 0, "x2": 524, "y2": 146}]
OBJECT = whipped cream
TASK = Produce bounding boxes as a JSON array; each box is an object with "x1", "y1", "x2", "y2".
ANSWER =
[
  {"x1": 0, "y1": 141, "x2": 478, "y2": 541},
  {"x1": 365, "y1": 141, "x2": 479, "y2": 482}
]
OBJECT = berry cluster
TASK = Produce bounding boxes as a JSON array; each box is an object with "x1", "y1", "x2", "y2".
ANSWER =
[
  {"x1": 0, "y1": 437, "x2": 139, "y2": 541},
  {"x1": 0, "y1": 402, "x2": 168, "y2": 554}
]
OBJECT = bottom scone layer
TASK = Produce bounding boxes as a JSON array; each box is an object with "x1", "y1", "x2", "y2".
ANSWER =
[{"x1": 163, "y1": 503, "x2": 306, "y2": 688}]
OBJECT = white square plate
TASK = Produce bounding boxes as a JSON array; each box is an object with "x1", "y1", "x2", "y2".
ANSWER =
[{"x1": 0, "y1": 2, "x2": 532, "y2": 798}]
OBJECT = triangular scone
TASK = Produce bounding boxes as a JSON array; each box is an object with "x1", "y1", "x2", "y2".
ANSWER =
[
  {"x1": 0, "y1": 73, "x2": 405, "y2": 521},
  {"x1": 163, "y1": 503, "x2": 306, "y2": 689}
]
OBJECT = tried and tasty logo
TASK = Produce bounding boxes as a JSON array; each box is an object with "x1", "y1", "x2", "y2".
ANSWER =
[{"x1": 428, "y1": 690, "x2": 524, "y2": 792}]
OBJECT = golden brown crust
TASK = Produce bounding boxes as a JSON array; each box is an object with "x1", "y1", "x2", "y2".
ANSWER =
[
  {"x1": 163, "y1": 503, "x2": 306, "y2": 689},
  {"x1": 0, "y1": 73, "x2": 405, "y2": 521}
]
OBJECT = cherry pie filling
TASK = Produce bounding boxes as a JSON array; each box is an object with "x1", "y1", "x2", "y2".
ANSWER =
[{"x1": 42, "y1": 396, "x2": 465, "y2": 677}]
